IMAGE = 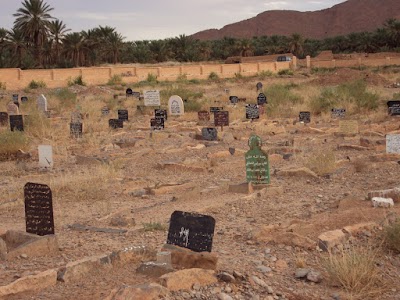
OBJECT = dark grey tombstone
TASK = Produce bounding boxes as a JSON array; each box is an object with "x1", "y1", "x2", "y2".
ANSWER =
[
  {"x1": 126, "y1": 88, "x2": 133, "y2": 98},
  {"x1": 198, "y1": 111, "x2": 210, "y2": 121},
  {"x1": 256, "y1": 82, "x2": 263, "y2": 91},
  {"x1": 229, "y1": 147, "x2": 235, "y2": 155},
  {"x1": 132, "y1": 91, "x2": 141, "y2": 98},
  {"x1": 201, "y1": 128, "x2": 218, "y2": 141},
  {"x1": 155, "y1": 109, "x2": 168, "y2": 121},
  {"x1": 10, "y1": 115, "x2": 23, "y2": 131},
  {"x1": 12, "y1": 94, "x2": 19, "y2": 106},
  {"x1": 109, "y1": 119, "x2": 123, "y2": 129},
  {"x1": 151, "y1": 118, "x2": 164, "y2": 130},
  {"x1": 167, "y1": 211, "x2": 216, "y2": 252},
  {"x1": 118, "y1": 109, "x2": 128, "y2": 122},
  {"x1": 70, "y1": 123, "x2": 82, "y2": 138},
  {"x1": 24, "y1": 182, "x2": 54, "y2": 236},
  {"x1": 387, "y1": 101, "x2": 400, "y2": 116},
  {"x1": 246, "y1": 104, "x2": 260, "y2": 120},
  {"x1": 229, "y1": 96, "x2": 239, "y2": 104},
  {"x1": 257, "y1": 93, "x2": 267, "y2": 105},
  {"x1": 214, "y1": 111, "x2": 229, "y2": 127},
  {"x1": 299, "y1": 112, "x2": 311, "y2": 123},
  {"x1": 21, "y1": 96, "x2": 28, "y2": 103},
  {"x1": 331, "y1": 108, "x2": 346, "y2": 118},
  {"x1": 0, "y1": 112, "x2": 8, "y2": 126},
  {"x1": 210, "y1": 107, "x2": 224, "y2": 113}
]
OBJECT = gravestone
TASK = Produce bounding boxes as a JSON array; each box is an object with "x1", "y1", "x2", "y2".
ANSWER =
[
  {"x1": 132, "y1": 91, "x2": 141, "y2": 98},
  {"x1": 246, "y1": 104, "x2": 260, "y2": 120},
  {"x1": 109, "y1": 119, "x2": 123, "y2": 129},
  {"x1": 257, "y1": 93, "x2": 267, "y2": 105},
  {"x1": 38, "y1": 145, "x2": 53, "y2": 169},
  {"x1": 24, "y1": 182, "x2": 54, "y2": 236},
  {"x1": 331, "y1": 108, "x2": 346, "y2": 118},
  {"x1": 12, "y1": 94, "x2": 19, "y2": 106},
  {"x1": 7, "y1": 102, "x2": 19, "y2": 115},
  {"x1": 245, "y1": 135, "x2": 270, "y2": 184},
  {"x1": 299, "y1": 112, "x2": 311, "y2": 123},
  {"x1": 71, "y1": 111, "x2": 82, "y2": 123},
  {"x1": 229, "y1": 96, "x2": 239, "y2": 104},
  {"x1": 386, "y1": 134, "x2": 400, "y2": 154},
  {"x1": 126, "y1": 88, "x2": 133, "y2": 97},
  {"x1": 155, "y1": 109, "x2": 168, "y2": 121},
  {"x1": 144, "y1": 90, "x2": 161, "y2": 107},
  {"x1": 214, "y1": 111, "x2": 229, "y2": 127},
  {"x1": 167, "y1": 211, "x2": 216, "y2": 252},
  {"x1": 198, "y1": 111, "x2": 210, "y2": 122},
  {"x1": 21, "y1": 96, "x2": 28, "y2": 103},
  {"x1": 0, "y1": 112, "x2": 8, "y2": 126},
  {"x1": 201, "y1": 128, "x2": 218, "y2": 141},
  {"x1": 37, "y1": 94, "x2": 48, "y2": 113},
  {"x1": 70, "y1": 122, "x2": 82, "y2": 138},
  {"x1": 256, "y1": 82, "x2": 263, "y2": 91},
  {"x1": 387, "y1": 101, "x2": 400, "y2": 116},
  {"x1": 168, "y1": 95, "x2": 184, "y2": 116},
  {"x1": 339, "y1": 120, "x2": 359, "y2": 135},
  {"x1": 118, "y1": 109, "x2": 129, "y2": 122},
  {"x1": 10, "y1": 115, "x2": 23, "y2": 131},
  {"x1": 210, "y1": 107, "x2": 224, "y2": 113},
  {"x1": 101, "y1": 106, "x2": 110, "y2": 116},
  {"x1": 229, "y1": 147, "x2": 235, "y2": 155},
  {"x1": 151, "y1": 118, "x2": 164, "y2": 130}
]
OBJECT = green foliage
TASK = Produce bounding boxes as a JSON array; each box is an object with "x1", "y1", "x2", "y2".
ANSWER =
[
  {"x1": 265, "y1": 83, "x2": 303, "y2": 117},
  {"x1": 310, "y1": 88, "x2": 338, "y2": 114},
  {"x1": 107, "y1": 74, "x2": 123, "y2": 86},
  {"x1": 0, "y1": 131, "x2": 29, "y2": 156},
  {"x1": 142, "y1": 221, "x2": 166, "y2": 232},
  {"x1": 176, "y1": 73, "x2": 188, "y2": 83},
  {"x1": 52, "y1": 88, "x2": 77, "y2": 110},
  {"x1": 384, "y1": 220, "x2": 400, "y2": 253},
  {"x1": 277, "y1": 69, "x2": 294, "y2": 76},
  {"x1": 311, "y1": 67, "x2": 337, "y2": 74},
  {"x1": 160, "y1": 86, "x2": 203, "y2": 106},
  {"x1": 0, "y1": 82, "x2": 6, "y2": 90},
  {"x1": 28, "y1": 80, "x2": 46, "y2": 89},
  {"x1": 68, "y1": 75, "x2": 86, "y2": 86},
  {"x1": 258, "y1": 70, "x2": 274, "y2": 79},
  {"x1": 184, "y1": 100, "x2": 203, "y2": 112},
  {"x1": 208, "y1": 72, "x2": 219, "y2": 81},
  {"x1": 146, "y1": 73, "x2": 158, "y2": 84}
]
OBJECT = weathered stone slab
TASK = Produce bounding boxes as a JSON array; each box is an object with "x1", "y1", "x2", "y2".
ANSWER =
[
  {"x1": 159, "y1": 268, "x2": 217, "y2": 291},
  {"x1": 162, "y1": 244, "x2": 218, "y2": 270}
]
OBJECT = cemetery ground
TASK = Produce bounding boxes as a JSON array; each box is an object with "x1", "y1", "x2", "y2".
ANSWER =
[{"x1": 0, "y1": 66, "x2": 400, "y2": 300}]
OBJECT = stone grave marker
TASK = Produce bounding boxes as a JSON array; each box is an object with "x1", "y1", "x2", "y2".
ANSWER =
[
  {"x1": 201, "y1": 128, "x2": 218, "y2": 141},
  {"x1": 132, "y1": 91, "x2": 141, "y2": 98},
  {"x1": 21, "y1": 96, "x2": 28, "y2": 103},
  {"x1": 10, "y1": 115, "x2": 23, "y2": 131},
  {"x1": 167, "y1": 210, "x2": 216, "y2": 252},
  {"x1": 339, "y1": 120, "x2": 359, "y2": 135},
  {"x1": 70, "y1": 122, "x2": 82, "y2": 138},
  {"x1": 246, "y1": 104, "x2": 260, "y2": 120},
  {"x1": 71, "y1": 111, "x2": 82, "y2": 123},
  {"x1": 198, "y1": 111, "x2": 210, "y2": 122},
  {"x1": 386, "y1": 134, "x2": 400, "y2": 154},
  {"x1": 331, "y1": 108, "x2": 346, "y2": 118},
  {"x1": 155, "y1": 109, "x2": 168, "y2": 121},
  {"x1": 101, "y1": 106, "x2": 110, "y2": 116},
  {"x1": 37, "y1": 94, "x2": 48, "y2": 113},
  {"x1": 12, "y1": 94, "x2": 19, "y2": 106},
  {"x1": 210, "y1": 107, "x2": 224, "y2": 114},
  {"x1": 256, "y1": 82, "x2": 263, "y2": 91},
  {"x1": 144, "y1": 90, "x2": 161, "y2": 107},
  {"x1": 245, "y1": 135, "x2": 270, "y2": 184},
  {"x1": 229, "y1": 96, "x2": 239, "y2": 104},
  {"x1": 24, "y1": 182, "x2": 54, "y2": 236},
  {"x1": 126, "y1": 88, "x2": 133, "y2": 98},
  {"x1": 109, "y1": 119, "x2": 123, "y2": 129},
  {"x1": 7, "y1": 102, "x2": 19, "y2": 115},
  {"x1": 38, "y1": 145, "x2": 53, "y2": 169},
  {"x1": 387, "y1": 101, "x2": 400, "y2": 116},
  {"x1": 168, "y1": 95, "x2": 184, "y2": 116},
  {"x1": 299, "y1": 111, "x2": 311, "y2": 123},
  {"x1": 0, "y1": 112, "x2": 8, "y2": 126},
  {"x1": 118, "y1": 109, "x2": 129, "y2": 122},
  {"x1": 229, "y1": 147, "x2": 235, "y2": 155},
  {"x1": 257, "y1": 93, "x2": 267, "y2": 105},
  {"x1": 214, "y1": 111, "x2": 229, "y2": 128},
  {"x1": 151, "y1": 118, "x2": 164, "y2": 130}
]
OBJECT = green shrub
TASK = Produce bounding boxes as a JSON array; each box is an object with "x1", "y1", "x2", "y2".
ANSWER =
[
  {"x1": 52, "y1": 88, "x2": 77, "y2": 110},
  {"x1": 265, "y1": 84, "x2": 303, "y2": 116},
  {"x1": 208, "y1": 72, "x2": 219, "y2": 81},
  {"x1": 277, "y1": 69, "x2": 294, "y2": 76},
  {"x1": 310, "y1": 88, "x2": 338, "y2": 114},
  {"x1": 107, "y1": 74, "x2": 123, "y2": 86},
  {"x1": 146, "y1": 73, "x2": 158, "y2": 84},
  {"x1": 258, "y1": 70, "x2": 274, "y2": 79},
  {"x1": 384, "y1": 220, "x2": 400, "y2": 253},
  {"x1": 28, "y1": 80, "x2": 46, "y2": 89},
  {"x1": 160, "y1": 86, "x2": 204, "y2": 106},
  {"x1": 68, "y1": 75, "x2": 86, "y2": 86},
  {"x1": 0, "y1": 131, "x2": 29, "y2": 156},
  {"x1": 142, "y1": 221, "x2": 166, "y2": 232},
  {"x1": 184, "y1": 100, "x2": 203, "y2": 112}
]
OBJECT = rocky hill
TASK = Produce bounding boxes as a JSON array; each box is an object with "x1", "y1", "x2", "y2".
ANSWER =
[{"x1": 192, "y1": 0, "x2": 400, "y2": 40}]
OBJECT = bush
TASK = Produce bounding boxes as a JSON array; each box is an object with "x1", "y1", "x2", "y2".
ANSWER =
[
  {"x1": 258, "y1": 70, "x2": 274, "y2": 79},
  {"x1": 208, "y1": 72, "x2": 219, "y2": 81},
  {"x1": 184, "y1": 100, "x2": 203, "y2": 112},
  {"x1": 68, "y1": 75, "x2": 86, "y2": 86},
  {"x1": 305, "y1": 150, "x2": 336, "y2": 176},
  {"x1": 311, "y1": 67, "x2": 337, "y2": 74},
  {"x1": 277, "y1": 69, "x2": 294, "y2": 76},
  {"x1": 160, "y1": 86, "x2": 204, "y2": 106},
  {"x1": 107, "y1": 74, "x2": 123, "y2": 86},
  {"x1": 0, "y1": 82, "x2": 6, "y2": 90},
  {"x1": 310, "y1": 88, "x2": 338, "y2": 114},
  {"x1": 146, "y1": 73, "x2": 158, "y2": 84},
  {"x1": 28, "y1": 80, "x2": 46, "y2": 89},
  {"x1": 0, "y1": 131, "x2": 29, "y2": 156},
  {"x1": 53, "y1": 88, "x2": 77, "y2": 110},
  {"x1": 142, "y1": 221, "x2": 166, "y2": 232},
  {"x1": 384, "y1": 220, "x2": 400, "y2": 253},
  {"x1": 265, "y1": 84, "x2": 303, "y2": 116}
]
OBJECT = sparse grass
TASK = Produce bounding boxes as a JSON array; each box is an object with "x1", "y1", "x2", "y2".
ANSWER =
[
  {"x1": 160, "y1": 86, "x2": 204, "y2": 106},
  {"x1": 352, "y1": 159, "x2": 368, "y2": 173},
  {"x1": 305, "y1": 150, "x2": 336, "y2": 176},
  {"x1": 208, "y1": 72, "x2": 220, "y2": 81},
  {"x1": 323, "y1": 246, "x2": 386, "y2": 300},
  {"x1": 0, "y1": 131, "x2": 29, "y2": 156},
  {"x1": 258, "y1": 70, "x2": 274, "y2": 79},
  {"x1": 107, "y1": 74, "x2": 123, "y2": 86},
  {"x1": 176, "y1": 73, "x2": 188, "y2": 83},
  {"x1": 393, "y1": 92, "x2": 400, "y2": 99},
  {"x1": 142, "y1": 221, "x2": 166, "y2": 232},
  {"x1": 0, "y1": 82, "x2": 6, "y2": 90},
  {"x1": 68, "y1": 75, "x2": 86, "y2": 86},
  {"x1": 146, "y1": 73, "x2": 158, "y2": 84},
  {"x1": 52, "y1": 88, "x2": 77, "y2": 112},
  {"x1": 265, "y1": 84, "x2": 303, "y2": 117},
  {"x1": 311, "y1": 67, "x2": 337, "y2": 74},
  {"x1": 27, "y1": 80, "x2": 46, "y2": 89},
  {"x1": 384, "y1": 219, "x2": 400, "y2": 253},
  {"x1": 277, "y1": 69, "x2": 294, "y2": 76}
]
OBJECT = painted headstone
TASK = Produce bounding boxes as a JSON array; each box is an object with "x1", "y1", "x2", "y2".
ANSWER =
[
  {"x1": 151, "y1": 118, "x2": 164, "y2": 130},
  {"x1": 38, "y1": 145, "x2": 53, "y2": 169},
  {"x1": 10, "y1": 115, "x2": 23, "y2": 131},
  {"x1": 118, "y1": 109, "x2": 129, "y2": 122},
  {"x1": 198, "y1": 111, "x2": 210, "y2": 122},
  {"x1": 71, "y1": 111, "x2": 82, "y2": 123},
  {"x1": 7, "y1": 102, "x2": 19, "y2": 115},
  {"x1": 299, "y1": 112, "x2": 311, "y2": 123},
  {"x1": 167, "y1": 211, "x2": 216, "y2": 252},
  {"x1": 387, "y1": 101, "x2": 400, "y2": 116},
  {"x1": 168, "y1": 95, "x2": 184, "y2": 116},
  {"x1": 144, "y1": 90, "x2": 161, "y2": 107},
  {"x1": 155, "y1": 109, "x2": 168, "y2": 121},
  {"x1": 24, "y1": 182, "x2": 54, "y2": 236},
  {"x1": 109, "y1": 119, "x2": 123, "y2": 129},
  {"x1": 229, "y1": 96, "x2": 239, "y2": 104},
  {"x1": 101, "y1": 106, "x2": 110, "y2": 116},
  {"x1": 339, "y1": 120, "x2": 359, "y2": 135},
  {"x1": 210, "y1": 107, "x2": 224, "y2": 113},
  {"x1": 386, "y1": 134, "x2": 400, "y2": 154},
  {"x1": 214, "y1": 111, "x2": 229, "y2": 127},
  {"x1": 246, "y1": 104, "x2": 260, "y2": 120},
  {"x1": 201, "y1": 128, "x2": 218, "y2": 141},
  {"x1": 245, "y1": 135, "x2": 270, "y2": 184},
  {"x1": 331, "y1": 108, "x2": 346, "y2": 118},
  {"x1": 257, "y1": 93, "x2": 267, "y2": 105},
  {"x1": 126, "y1": 88, "x2": 133, "y2": 97},
  {"x1": 37, "y1": 94, "x2": 48, "y2": 113},
  {"x1": 70, "y1": 122, "x2": 82, "y2": 138},
  {"x1": 12, "y1": 94, "x2": 19, "y2": 106},
  {"x1": 256, "y1": 82, "x2": 263, "y2": 91},
  {"x1": 21, "y1": 96, "x2": 28, "y2": 103},
  {"x1": 0, "y1": 112, "x2": 8, "y2": 126}
]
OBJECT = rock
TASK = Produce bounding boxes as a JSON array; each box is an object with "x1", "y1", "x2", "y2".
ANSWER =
[
  {"x1": 251, "y1": 276, "x2": 268, "y2": 288},
  {"x1": 159, "y1": 268, "x2": 217, "y2": 291},
  {"x1": 233, "y1": 270, "x2": 245, "y2": 280},
  {"x1": 109, "y1": 215, "x2": 129, "y2": 227},
  {"x1": 0, "y1": 269, "x2": 57, "y2": 298},
  {"x1": 136, "y1": 262, "x2": 174, "y2": 277},
  {"x1": 307, "y1": 270, "x2": 322, "y2": 283},
  {"x1": 105, "y1": 283, "x2": 168, "y2": 300},
  {"x1": 221, "y1": 132, "x2": 235, "y2": 143},
  {"x1": 75, "y1": 155, "x2": 103, "y2": 165},
  {"x1": 256, "y1": 265, "x2": 272, "y2": 273},
  {"x1": 275, "y1": 259, "x2": 288, "y2": 271},
  {"x1": 187, "y1": 144, "x2": 206, "y2": 150},
  {"x1": 218, "y1": 272, "x2": 235, "y2": 283},
  {"x1": 342, "y1": 222, "x2": 376, "y2": 235},
  {"x1": 218, "y1": 293, "x2": 233, "y2": 300},
  {"x1": 371, "y1": 197, "x2": 394, "y2": 208},
  {"x1": 157, "y1": 161, "x2": 204, "y2": 173},
  {"x1": 295, "y1": 268, "x2": 310, "y2": 278},
  {"x1": 368, "y1": 188, "x2": 400, "y2": 202},
  {"x1": 277, "y1": 167, "x2": 318, "y2": 179},
  {"x1": 254, "y1": 230, "x2": 315, "y2": 250},
  {"x1": 0, "y1": 238, "x2": 7, "y2": 260},
  {"x1": 128, "y1": 189, "x2": 147, "y2": 197},
  {"x1": 228, "y1": 183, "x2": 253, "y2": 194},
  {"x1": 337, "y1": 144, "x2": 369, "y2": 151},
  {"x1": 318, "y1": 230, "x2": 347, "y2": 252},
  {"x1": 269, "y1": 154, "x2": 284, "y2": 162},
  {"x1": 162, "y1": 244, "x2": 218, "y2": 270},
  {"x1": 20, "y1": 254, "x2": 28, "y2": 259}
]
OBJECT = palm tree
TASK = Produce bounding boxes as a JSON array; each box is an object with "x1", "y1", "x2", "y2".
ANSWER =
[
  {"x1": 13, "y1": 0, "x2": 54, "y2": 67},
  {"x1": 149, "y1": 39, "x2": 173, "y2": 62},
  {"x1": 63, "y1": 32, "x2": 84, "y2": 67},
  {"x1": 5, "y1": 28, "x2": 27, "y2": 67},
  {"x1": 105, "y1": 31, "x2": 124, "y2": 64},
  {"x1": 48, "y1": 19, "x2": 70, "y2": 65},
  {"x1": 384, "y1": 18, "x2": 400, "y2": 48},
  {"x1": 288, "y1": 33, "x2": 304, "y2": 57}
]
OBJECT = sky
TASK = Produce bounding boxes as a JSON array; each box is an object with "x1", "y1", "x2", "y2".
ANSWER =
[{"x1": 0, "y1": 0, "x2": 347, "y2": 41}]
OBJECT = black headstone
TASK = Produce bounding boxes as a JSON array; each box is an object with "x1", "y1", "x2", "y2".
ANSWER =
[
  {"x1": 387, "y1": 101, "x2": 400, "y2": 116},
  {"x1": 210, "y1": 107, "x2": 224, "y2": 113},
  {"x1": 0, "y1": 112, "x2": 8, "y2": 126},
  {"x1": 167, "y1": 211, "x2": 216, "y2": 252},
  {"x1": 10, "y1": 115, "x2": 23, "y2": 131},
  {"x1": 21, "y1": 96, "x2": 28, "y2": 103},
  {"x1": 126, "y1": 88, "x2": 133, "y2": 97},
  {"x1": 246, "y1": 104, "x2": 260, "y2": 120},
  {"x1": 132, "y1": 91, "x2": 141, "y2": 98},
  {"x1": 299, "y1": 111, "x2": 311, "y2": 123},
  {"x1": 229, "y1": 96, "x2": 239, "y2": 104},
  {"x1": 229, "y1": 147, "x2": 235, "y2": 155},
  {"x1": 12, "y1": 94, "x2": 19, "y2": 104},
  {"x1": 214, "y1": 111, "x2": 229, "y2": 127},
  {"x1": 198, "y1": 111, "x2": 210, "y2": 121},
  {"x1": 151, "y1": 118, "x2": 164, "y2": 130},
  {"x1": 70, "y1": 123, "x2": 82, "y2": 138},
  {"x1": 257, "y1": 93, "x2": 267, "y2": 105},
  {"x1": 331, "y1": 108, "x2": 346, "y2": 118},
  {"x1": 109, "y1": 119, "x2": 123, "y2": 129},
  {"x1": 118, "y1": 109, "x2": 129, "y2": 122},
  {"x1": 24, "y1": 182, "x2": 54, "y2": 236},
  {"x1": 256, "y1": 82, "x2": 263, "y2": 91},
  {"x1": 155, "y1": 109, "x2": 168, "y2": 121},
  {"x1": 201, "y1": 128, "x2": 218, "y2": 141}
]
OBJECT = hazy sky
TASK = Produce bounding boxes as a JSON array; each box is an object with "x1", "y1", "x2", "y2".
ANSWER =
[{"x1": 0, "y1": 0, "x2": 346, "y2": 40}]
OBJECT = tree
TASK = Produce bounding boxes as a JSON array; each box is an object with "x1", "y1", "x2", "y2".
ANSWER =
[
  {"x1": 288, "y1": 33, "x2": 304, "y2": 57},
  {"x1": 384, "y1": 18, "x2": 400, "y2": 48},
  {"x1": 13, "y1": 0, "x2": 54, "y2": 67},
  {"x1": 63, "y1": 32, "x2": 85, "y2": 67},
  {"x1": 5, "y1": 28, "x2": 27, "y2": 67},
  {"x1": 48, "y1": 19, "x2": 70, "y2": 65},
  {"x1": 149, "y1": 39, "x2": 173, "y2": 62}
]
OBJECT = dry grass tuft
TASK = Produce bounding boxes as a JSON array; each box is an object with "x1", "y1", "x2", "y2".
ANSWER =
[
  {"x1": 384, "y1": 219, "x2": 400, "y2": 253},
  {"x1": 305, "y1": 150, "x2": 336, "y2": 176}
]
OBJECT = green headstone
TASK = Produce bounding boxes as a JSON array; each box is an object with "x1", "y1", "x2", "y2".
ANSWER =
[{"x1": 245, "y1": 135, "x2": 270, "y2": 184}]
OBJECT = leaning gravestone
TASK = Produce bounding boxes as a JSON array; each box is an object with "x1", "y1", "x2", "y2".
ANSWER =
[
  {"x1": 387, "y1": 101, "x2": 400, "y2": 116},
  {"x1": 144, "y1": 90, "x2": 161, "y2": 107},
  {"x1": 7, "y1": 102, "x2": 19, "y2": 115},
  {"x1": 38, "y1": 145, "x2": 53, "y2": 169},
  {"x1": 246, "y1": 104, "x2": 260, "y2": 120},
  {"x1": 198, "y1": 111, "x2": 210, "y2": 122},
  {"x1": 339, "y1": 120, "x2": 359, "y2": 135},
  {"x1": 151, "y1": 118, "x2": 164, "y2": 130},
  {"x1": 109, "y1": 119, "x2": 123, "y2": 129},
  {"x1": 229, "y1": 96, "x2": 239, "y2": 104},
  {"x1": 167, "y1": 210, "x2": 216, "y2": 252},
  {"x1": 24, "y1": 182, "x2": 54, "y2": 236},
  {"x1": 214, "y1": 111, "x2": 229, "y2": 128},
  {"x1": 126, "y1": 88, "x2": 133, "y2": 98},
  {"x1": 299, "y1": 112, "x2": 311, "y2": 123},
  {"x1": 386, "y1": 134, "x2": 400, "y2": 154},
  {"x1": 257, "y1": 93, "x2": 267, "y2": 106},
  {"x1": 101, "y1": 106, "x2": 110, "y2": 116},
  {"x1": 168, "y1": 95, "x2": 184, "y2": 116},
  {"x1": 155, "y1": 109, "x2": 168, "y2": 121},
  {"x1": 0, "y1": 112, "x2": 8, "y2": 126},
  {"x1": 21, "y1": 96, "x2": 28, "y2": 103},
  {"x1": 118, "y1": 109, "x2": 129, "y2": 122},
  {"x1": 10, "y1": 115, "x2": 23, "y2": 131},
  {"x1": 245, "y1": 135, "x2": 270, "y2": 184},
  {"x1": 256, "y1": 82, "x2": 263, "y2": 91},
  {"x1": 37, "y1": 94, "x2": 48, "y2": 113},
  {"x1": 70, "y1": 122, "x2": 82, "y2": 138},
  {"x1": 202, "y1": 128, "x2": 218, "y2": 141},
  {"x1": 331, "y1": 108, "x2": 346, "y2": 118}
]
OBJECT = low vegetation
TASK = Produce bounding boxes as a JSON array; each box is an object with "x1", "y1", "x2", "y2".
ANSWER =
[
  {"x1": 142, "y1": 221, "x2": 166, "y2": 232},
  {"x1": 27, "y1": 80, "x2": 46, "y2": 89},
  {"x1": 0, "y1": 131, "x2": 29, "y2": 156},
  {"x1": 305, "y1": 150, "x2": 336, "y2": 176},
  {"x1": 68, "y1": 75, "x2": 86, "y2": 86},
  {"x1": 384, "y1": 219, "x2": 400, "y2": 253}
]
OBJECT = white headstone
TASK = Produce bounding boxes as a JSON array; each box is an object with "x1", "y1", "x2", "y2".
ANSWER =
[
  {"x1": 37, "y1": 94, "x2": 48, "y2": 112},
  {"x1": 38, "y1": 145, "x2": 53, "y2": 169},
  {"x1": 7, "y1": 102, "x2": 19, "y2": 115},
  {"x1": 144, "y1": 90, "x2": 161, "y2": 107},
  {"x1": 168, "y1": 95, "x2": 184, "y2": 116},
  {"x1": 386, "y1": 134, "x2": 400, "y2": 154}
]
